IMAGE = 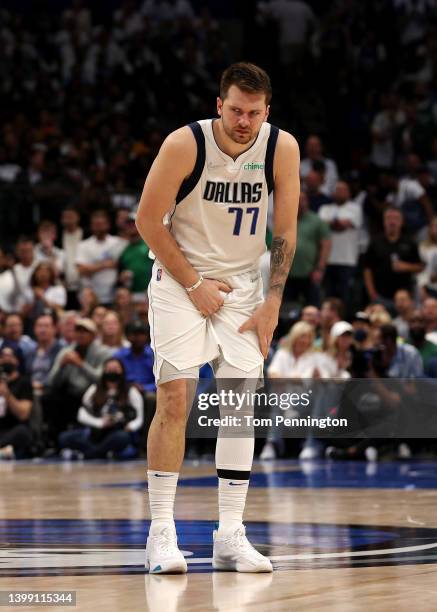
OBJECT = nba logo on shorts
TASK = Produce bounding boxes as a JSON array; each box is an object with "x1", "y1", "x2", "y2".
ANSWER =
[{"x1": 156, "y1": 268, "x2": 162, "y2": 281}]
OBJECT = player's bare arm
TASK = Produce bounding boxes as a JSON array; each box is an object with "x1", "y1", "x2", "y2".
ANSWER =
[
  {"x1": 239, "y1": 130, "x2": 300, "y2": 358},
  {"x1": 136, "y1": 127, "x2": 231, "y2": 317}
]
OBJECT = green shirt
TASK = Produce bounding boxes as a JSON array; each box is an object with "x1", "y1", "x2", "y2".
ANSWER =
[
  {"x1": 415, "y1": 340, "x2": 437, "y2": 368},
  {"x1": 289, "y1": 211, "x2": 330, "y2": 278},
  {"x1": 119, "y1": 240, "x2": 153, "y2": 292}
]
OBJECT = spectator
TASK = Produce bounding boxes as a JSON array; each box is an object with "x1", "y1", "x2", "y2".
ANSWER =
[
  {"x1": 119, "y1": 212, "x2": 153, "y2": 302},
  {"x1": 100, "y1": 311, "x2": 128, "y2": 351},
  {"x1": 363, "y1": 208, "x2": 424, "y2": 310},
  {"x1": 382, "y1": 169, "x2": 433, "y2": 232},
  {"x1": 300, "y1": 135, "x2": 339, "y2": 197},
  {"x1": 407, "y1": 310, "x2": 437, "y2": 373},
  {"x1": 10, "y1": 237, "x2": 35, "y2": 311},
  {"x1": 319, "y1": 297, "x2": 344, "y2": 350},
  {"x1": 328, "y1": 321, "x2": 354, "y2": 378},
  {"x1": 303, "y1": 169, "x2": 331, "y2": 212},
  {"x1": 319, "y1": 181, "x2": 363, "y2": 308},
  {"x1": 78, "y1": 287, "x2": 99, "y2": 318},
  {"x1": 58, "y1": 311, "x2": 79, "y2": 347},
  {"x1": 61, "y1": 206, "x2": 83, "y2": 309},
  {"x1": 75, "y1": 209, "x2": 126, "y2": 306},
  {"x1": 34, "y1": 220, "x2": 65, "y2": 276},
  {"x1": 26, "y1": 313, "x2": 63, "y2": 390},
  {"x1": 258, "y1": 0, "x2": 315, "y2": 71},
  {"x1": 58, "y1": 358, "x2": 144, "y2": 459},
  {"x1": 0, "y1": 313, "x2": 35, "y2": 367},
  {"x1": 285, "y1": 192, "x2": 331, "y2": 307},
  {"x1": 91, "y1": 305, "x2": 109, "y2": 335},
  {"x1": 300, "y1": 305, "x2": 320, "y2": 329},
  {"x1": 268, "y1": 321, "x2": 337, "y2": 378},
  {"x1": 0, "y1": 346, "x2": 33, "y2": 459},
  {"x1": 393, "y1": 289, "x2": 415, "y2": 340},
  {"x1": 378, "y1": 324, "x2": 423, "y2": 378},
  {"x1": 44, "y1": 318, "x2": 113, "y2": 445},
  {"x1": 114, "y1": 287, "x2": 135, "y2": 328},
  {"x1": 25, "y1": 263, "x2": 67, "y2": 324},
  {"x1": 370, "y1": 92, "x2": 406, "y2": 170},
  {"x1": 114, "y1": 320, "x2": 155, "y2": 393},
  {"x1": 0, "y1": 248, "x2": 16, "y2": 312},
  {"x1": 422, "y1": 297, "x2": 437, "y2": 344},
  {"x1": 418, "y1": 217, "x2": 437, "y2": 298}
]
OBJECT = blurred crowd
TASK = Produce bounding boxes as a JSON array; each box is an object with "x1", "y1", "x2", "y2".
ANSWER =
[{"x1": 1, "y1": 0, "x2": 437, "y2": 461}]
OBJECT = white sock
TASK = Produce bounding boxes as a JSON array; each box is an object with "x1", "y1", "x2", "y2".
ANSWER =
[
  {"x1": 218, "y1": 477, "x2": 249, "y2": 532},
  {"x1": 147, "y1": 470, "x2": 179, "y2": 532}
]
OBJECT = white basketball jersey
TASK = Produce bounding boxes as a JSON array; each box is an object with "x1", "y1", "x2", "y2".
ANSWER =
[{"x1": 161, "y1": 119, "x2": 279, "y2": 279}]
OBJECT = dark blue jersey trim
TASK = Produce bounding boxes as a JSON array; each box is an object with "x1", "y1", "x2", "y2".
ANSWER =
[
  {"x1": 175, "y1": 122, "x2": 206, "y2": 205},
  {"x1": 265, "y1": 125, "x2": 279, "y2": 195}
]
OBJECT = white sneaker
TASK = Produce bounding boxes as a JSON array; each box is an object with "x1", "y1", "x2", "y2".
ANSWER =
[
  {"x1": 365, "y1": 446, "x2": 378, "y2": 462},
  {"x1": 145, "y1": 523, "x2": 187, "y2": 574},
  {"x1": 398, "y1": 443, "x2": 412, "y2": 459},
  {"x1": 299, "y1": 445, "x2": 319, "y2": 460},
  {"x1": 260, "y1": 441, "x2": 276, "y2": 460},
  {"x1": 213, "y1": 524, "x2": 273, "y2": 572}
]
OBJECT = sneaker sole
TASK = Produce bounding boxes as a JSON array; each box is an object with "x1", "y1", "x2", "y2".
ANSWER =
[
  {"x1": 213, "y1": 558, "x2": 273, "y2": 573},
  {"x1": 145, "y1": 557, "x2": 187, "y2": 574}
]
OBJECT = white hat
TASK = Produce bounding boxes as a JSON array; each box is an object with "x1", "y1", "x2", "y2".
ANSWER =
[{"x1": 331, "y1": 321, "x2": 353, "y2": 338}]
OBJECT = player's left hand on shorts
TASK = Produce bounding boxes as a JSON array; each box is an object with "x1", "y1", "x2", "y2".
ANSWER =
[
  {"x1": 238, "y1": 302, "x2": 279, "y2": 359},
  {"x1": 188, "y1": 278, "x2": 232, "y2": 317}
]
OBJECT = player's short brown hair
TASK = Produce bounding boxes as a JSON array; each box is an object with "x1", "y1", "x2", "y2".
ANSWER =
[{"x1": 220, "y1": 62, "x2": 272, "y2": 104}]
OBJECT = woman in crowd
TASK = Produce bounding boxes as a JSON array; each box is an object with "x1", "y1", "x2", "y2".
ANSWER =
[
  {"x1": 328, "y1": 321, "x2": 354, "y2": 378},
  {"x1": 90, "y1": 305, "x2": 108, "y2": 335},
  {"x1": 78, "y1": 287, "x2": 99, "y2": 318},
  {"x1": 21, "y1": 263, "x2": 66, "y2": 333},
  {"x1": 268, "y1": 321, "x2": 337, "y2": 378},
  {"x1": 100, "y1": 311, "x2": 128, "y2": 350},
  {"x1": 58, "y1": 358, "x2": 144, "y2": 459}
]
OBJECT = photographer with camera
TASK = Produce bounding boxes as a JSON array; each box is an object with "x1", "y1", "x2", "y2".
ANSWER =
[
  {"x1": 0, "y1": 346, "x2": 33, "y2": 459},
  {"x1": 58, "y1": 358, "x2": 144, "y2": 459}
]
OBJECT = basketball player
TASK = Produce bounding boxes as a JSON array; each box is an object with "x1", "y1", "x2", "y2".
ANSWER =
[{"x1": 136, "y1": 62, "x2": 299, "y2": 573}]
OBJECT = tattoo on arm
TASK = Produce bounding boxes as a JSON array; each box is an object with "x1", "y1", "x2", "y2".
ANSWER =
[{"x1": 269, "y1": 236, "x2": 295, "y2": 299}]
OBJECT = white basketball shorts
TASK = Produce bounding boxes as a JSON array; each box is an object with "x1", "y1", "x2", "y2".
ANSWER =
[{"x1": 147, "y1": 261, "x2": 265, "y2": 383}]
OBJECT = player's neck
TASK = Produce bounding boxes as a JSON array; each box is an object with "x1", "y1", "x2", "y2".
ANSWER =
[{"x1": 213, "y1": 118, "x2": 256, "y2": 161}]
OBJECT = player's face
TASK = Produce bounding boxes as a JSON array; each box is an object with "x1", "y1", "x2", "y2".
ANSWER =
[{"x1": 218, "y1": 85, "x2": 269, "y2": 145}]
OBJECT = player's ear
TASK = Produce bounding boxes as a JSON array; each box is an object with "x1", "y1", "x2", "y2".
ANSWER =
[
  {"x1": 264, "y1": 105, "x2": 270, "y2": 122},
  {"x1": 217, "y1": 97, "x2": 223, "y2": 116}
]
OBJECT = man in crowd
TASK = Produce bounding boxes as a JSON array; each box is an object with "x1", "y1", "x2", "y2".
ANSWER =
[
  {"x1": 300, "y1": 135, "x2": 339, "y2": 197},
  {"x1": 319, "y1": 181, "x2": 362, "y2": 309},
  {"x1": 393, "y1": 289, "x2": 415, "y2": 340},
  {"x1": 76, "y1": 209, "x2": 126, "y2": 306},
  {"x1": 114, "y1": 320, "x2": 155, "y2": 393},
  {"x1": 363, "y1": 208, "x2": 424, "y2": 311},
  {"x1": 61, "y1": 206, "x2": 83, "y2": 309},
  {"x1": 44, "y1": 318, "x2": 113, "y2": 446},
  {"x1": 285, "y1": 192, "x2": 331, "y2": 307},
  {"x1": 119, "y1": 213, "x2": 153, "y2": 302},
  {"x1": 0, "y1": 345, "x2": 33, "y2": 459}
]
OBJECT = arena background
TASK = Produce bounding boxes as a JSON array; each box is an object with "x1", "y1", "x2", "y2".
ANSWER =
[{"x1": 1, "y1": 1, "x2": 437, "y2": 610}]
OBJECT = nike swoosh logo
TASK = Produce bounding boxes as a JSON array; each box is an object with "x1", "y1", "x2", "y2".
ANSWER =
[
  {"x1": 153, "y1": 474, "x2": 174, "y2": 478},
  {"x1": 229, "y1": 482, "x2": 246, "y2": 486}
]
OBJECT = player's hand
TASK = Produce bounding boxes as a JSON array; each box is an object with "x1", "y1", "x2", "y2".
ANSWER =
[
  {"x1": 188, "y1": 278, "x2": 232, "y2": 317},
  {"x1": 238, "y1": 301, "x2": 279, "y2": 359}
]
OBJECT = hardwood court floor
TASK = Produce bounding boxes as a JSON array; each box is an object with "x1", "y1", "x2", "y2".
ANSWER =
[{"x1": 1, "y1": 459, "x2": 437, "y2": 611}]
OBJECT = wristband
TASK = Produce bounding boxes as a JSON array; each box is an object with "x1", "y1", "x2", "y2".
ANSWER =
[{"x1": 185, "y1": 275, "x2": 204, "y2": 293}]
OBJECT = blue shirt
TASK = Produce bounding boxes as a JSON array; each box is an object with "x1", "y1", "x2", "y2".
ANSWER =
[
  {"x1": 388, "y1": 343, "x2": 424, "y2": 378},
  {"x1": 113, "y1": 345, "x2": 156, "y2": 392}
]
